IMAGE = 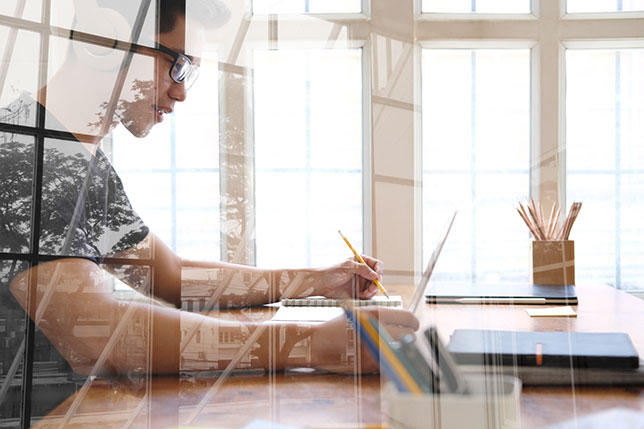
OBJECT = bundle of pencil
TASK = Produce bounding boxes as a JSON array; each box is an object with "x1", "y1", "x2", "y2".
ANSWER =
[{"x1": 516, "y1": 200, "x2": 582, "y2": 240}]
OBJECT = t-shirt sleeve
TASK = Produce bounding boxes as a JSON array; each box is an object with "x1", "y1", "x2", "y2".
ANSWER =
[{"x1": 92, "y1": 149, "x2": 150, "y2": 258}]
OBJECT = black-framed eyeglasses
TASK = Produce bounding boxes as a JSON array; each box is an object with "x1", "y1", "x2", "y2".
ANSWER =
[
  {"x1": 67, "y1": 29, "x2": 201, "y2": 89},
  {"x1": 154, "y1": 43, "x2": 200, "y2": 90}
]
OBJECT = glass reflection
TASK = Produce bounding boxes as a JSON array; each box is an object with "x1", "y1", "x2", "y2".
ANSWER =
[
  {"x1": 0, "y1": 2, "x2": 418, "y2": 427},
  {"x1": 0, "y1": 0, "x2": 42, "y2": 24},
  {"x1": 0, "y1": 260, "x2": 28, "y2": 427},
  {"x1": 0, "y1": 133, "x2": 34, "y2": 254},
  {"x1": 0, "y1": 27, "x2": 40, "y2": 127}
]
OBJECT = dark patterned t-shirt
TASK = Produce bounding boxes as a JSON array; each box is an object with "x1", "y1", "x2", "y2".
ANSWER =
[
  {"x1": 0, "y1": 93, "x2": 149, "y2": 287},
  {"x1": 0, "y1": 93, "x2": 150, "y2": 420}
]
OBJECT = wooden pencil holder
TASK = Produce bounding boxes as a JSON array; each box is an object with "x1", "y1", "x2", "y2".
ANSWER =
[{"x1": 532, "y1": 240, "x2": 575, "y2": 285}]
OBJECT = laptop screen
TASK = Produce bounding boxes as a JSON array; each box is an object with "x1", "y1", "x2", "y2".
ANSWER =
[{"x1": 408, "y1": 211, "x2": 457, "y2": 312}]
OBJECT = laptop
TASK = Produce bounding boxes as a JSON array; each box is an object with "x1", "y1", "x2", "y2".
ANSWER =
[
  {"x1": 408, "y1": 211, "x2": 457, "y2": 312},
  {"x1": 424, "y1": 283, "x2": 578, "y2": 305}
]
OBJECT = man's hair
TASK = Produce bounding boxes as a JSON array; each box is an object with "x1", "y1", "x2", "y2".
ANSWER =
[
  {"x1": 93, "y1": 0, "x2": 230, "y2": 35},
  {"x1": 68, "y1": 1, "x2": 230, "y2": 69},
  {"x1": 159, "y1": 0, "x2": 230, "y2": 33}
]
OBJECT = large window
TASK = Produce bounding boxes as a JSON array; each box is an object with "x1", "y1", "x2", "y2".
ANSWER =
[
  {"x1": 253, "y1": 49, "x2": 363, "y2": 267},
  {"x1": 422, "y1": 49, "x2": 530, "y2": 283},
  {"x1": 418, "y1": 1, "x2": 644, "y2": 292},
  {"x1": 567, "y1": 48, "x2": 644, "y2": 290}
]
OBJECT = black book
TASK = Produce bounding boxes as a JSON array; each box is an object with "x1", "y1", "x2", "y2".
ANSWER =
[{"x1": 446, "y1": 329, "x2": 639, "y2": 369}]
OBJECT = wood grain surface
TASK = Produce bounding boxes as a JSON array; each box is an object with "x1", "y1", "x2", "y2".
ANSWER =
[{"x1": 33, "y1": 283, "x2": 644, "y2": 428}]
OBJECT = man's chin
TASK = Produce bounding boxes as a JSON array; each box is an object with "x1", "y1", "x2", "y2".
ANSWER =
[{"x1": 121, "y1": 118, "x2": 152, "y2": 138}]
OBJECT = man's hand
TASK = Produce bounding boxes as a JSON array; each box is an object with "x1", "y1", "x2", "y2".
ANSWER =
[
  {"x1": 311, "y1": 307, "x2": 419, "y2": 373},
  {"x1": 315, "y1": 256, "x2": 384, "y2": 300}
]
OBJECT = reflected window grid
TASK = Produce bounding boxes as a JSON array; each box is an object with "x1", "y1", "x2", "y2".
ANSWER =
[
  {"x1": 0, "y1": 5, "x2": 163, "y2": 427},
  {"x1": 0, "y1": 5, "x2": 54, "y2": 427}
]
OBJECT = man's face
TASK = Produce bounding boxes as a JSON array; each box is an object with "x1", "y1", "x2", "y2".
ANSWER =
[{"x1": 120, "y1": 15, "x2": 204, "y2": 138}]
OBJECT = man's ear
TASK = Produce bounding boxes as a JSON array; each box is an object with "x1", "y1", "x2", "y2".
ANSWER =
[{"x1": 71, "y1": 0, "x2": 132, "y2": 72}]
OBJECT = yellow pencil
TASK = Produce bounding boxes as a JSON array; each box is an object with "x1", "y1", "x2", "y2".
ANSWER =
[{"x1": 338, "y1": 230, "x2": 390, "y2": 299}]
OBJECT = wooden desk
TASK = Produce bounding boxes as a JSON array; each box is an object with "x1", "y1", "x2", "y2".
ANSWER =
[
  {"x1": 34, "y1": 283, "x2": 644, "y2": 428},
  {"x1": 419, "y1": 282, "x2": 644, "y2": 428}
]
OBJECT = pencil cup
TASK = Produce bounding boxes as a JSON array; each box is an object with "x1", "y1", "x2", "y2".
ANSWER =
[
  {"x1": 384, "y1": 375, "x2": 521, "y2": 429},
  {"x1": 532, "y1": 240, "x2": 575, "y2": 285}
]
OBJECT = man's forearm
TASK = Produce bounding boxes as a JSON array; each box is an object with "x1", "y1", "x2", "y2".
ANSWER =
[
  {"x1": 180, "y1": 259, "x2": 326, "y2": 306},
  {"x1": 112, "y1": 233, "x2": 325, "y2": 307}
]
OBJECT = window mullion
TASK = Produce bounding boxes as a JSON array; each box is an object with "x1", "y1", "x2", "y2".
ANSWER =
[
  {"x1": 369, "y1": 0, "x2": 419, "y2": 282},
  {"x1": 560, "y1": 17, "x2": 644, "y2": 39},
  {"x1": 220, "y1": 67, "x2": 256, "y2": 265},
  {"x1": 534, "y1": 0, "x2": 565, "y2": 211}
]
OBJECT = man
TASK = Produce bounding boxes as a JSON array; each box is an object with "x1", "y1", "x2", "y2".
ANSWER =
[{"x1": 2, "y1": 0, "x2": 418, "y2": 378}]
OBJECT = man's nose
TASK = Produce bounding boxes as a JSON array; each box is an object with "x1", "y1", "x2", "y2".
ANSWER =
[{"x1": 168, "y1": 80, "x2": 188, "y2": 102}]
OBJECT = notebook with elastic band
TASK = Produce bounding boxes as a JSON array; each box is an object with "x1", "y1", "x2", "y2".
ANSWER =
[{"x1": 446, "y1": 329, "x2": 639, "y2": 369}]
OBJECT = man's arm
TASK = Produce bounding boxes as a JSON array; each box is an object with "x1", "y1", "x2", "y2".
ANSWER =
[
  {"x1": 9, "y1": 258, "x2": 417, "y2": 375},
  {"x1": 114, "y1": 232, "x2": 383, "y2": 308}
]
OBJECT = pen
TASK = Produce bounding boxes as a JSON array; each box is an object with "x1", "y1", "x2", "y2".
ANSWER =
[
  {"x1": 338, "y1": 230, "x2": 390, "y2": 299},
  {"x1": 425, "y1": 326, "x2": 468, "y2": 394}
]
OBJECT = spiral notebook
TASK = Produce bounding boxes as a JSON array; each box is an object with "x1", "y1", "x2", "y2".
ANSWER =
[
  {"x1": 273, "y1": 296, "x2": 402, "y2": 322},
  {"x1": 281, "y1": 295, "x2": 403, "y2": 308}
]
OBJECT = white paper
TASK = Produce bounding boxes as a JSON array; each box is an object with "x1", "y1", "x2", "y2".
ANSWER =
[
  {"x1": 271, "y1": 306, "x2": 344, "y2": 322},
  {"x1": 526, "y1": 306, "x2": 577, "y2": 317}
]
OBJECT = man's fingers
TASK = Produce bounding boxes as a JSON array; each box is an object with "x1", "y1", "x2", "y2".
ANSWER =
[
  {"x1": 347, "y1": 259, "x2": 379, "y2": 281},
  {"x1": 361, "y1": 255, "x2": 384, "y2": 277},
  {"x1": 358, "y1": 283, "x2": 378, "y2": 299}
]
